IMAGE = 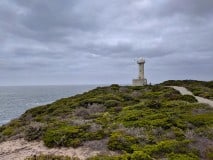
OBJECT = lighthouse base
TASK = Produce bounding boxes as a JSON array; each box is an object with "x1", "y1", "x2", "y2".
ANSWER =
[{"x1": 132, "y1": 78, "x2": 147, "y2": 86}]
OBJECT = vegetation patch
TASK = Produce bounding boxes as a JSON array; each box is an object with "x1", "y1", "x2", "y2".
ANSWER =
[
  {"x1": 25, "y1": 154, "x2": 79, "y2": 160},
  {"x1": 1, "y1": 81, "x2": 213, "y2": 160},
  {"x1": 108, "y1": 131, "x2": 138, "y2": 153},
  {"x1": 161, "y1": 80, "x2": 213, "y2": 100}
]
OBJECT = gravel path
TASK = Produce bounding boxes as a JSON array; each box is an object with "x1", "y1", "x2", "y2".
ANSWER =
[{"x1": 170, "y1": 86, "x2": 213, "y2": 107}]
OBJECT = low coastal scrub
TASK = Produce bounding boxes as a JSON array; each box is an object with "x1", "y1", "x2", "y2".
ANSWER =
[
  {"x1": 161, "y1": 80, "x2": 213, "y2": 100},
  {"x1": 108, "y1": 131, "x2": 138, "y2": 153},
  {"x1": 1, "y1": 82, "x2": 213, "y2": 160},
  {"x1": 25, "y1": 154, "x2": 79, "y2": 160}
]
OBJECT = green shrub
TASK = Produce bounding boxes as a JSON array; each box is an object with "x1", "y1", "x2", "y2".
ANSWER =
[
  {"x1": 110, "y1": 84, "x2": 120, "y2": 91},
  {"x1": 83, "y1": 130, "x2": 107, "y2": 140},
  {"x1": 101, "y1": 94, "x2": 123, "y2": 101},
  {"x1": 142, "y1": 140, "x2": 190, "y2": 155},
  {"x1": 118, "y1": 109, "x2": 143, "y2": 122},
  {"x1": 43, "y1": 125, "x2": 82, "y2": 148},
  {"x1": 131, "y1": 151, "x2": 152, "y2": 160},
  {"x1": 171, "y1": 127, "x2": 185, "y2": 140},
  {"x1": 2, "y1": 127, "x2": 14, "y2": 136},
  {"x1": 25, "y1": 122, "x2": 46, "y2": 141},
  {"x1": 179, "y1": 95, "x2": 197, "y2": 103},
  {"x1": 23, "y1": 105, "x2": 47, "y2": 118},
  {"x1": 108, "y1": 132, "x2": 138, "y2": 153},
  {"x1": 80, "y1": 98, "x2": 104, "y2": 106},
  {"x1": 122, "y1": 94, "x2": 134, "y2": 101},
  {"x1": 104, "y1": 100, "x2": 120, "y2": 108},
  {"x1": 145, "y1": 100, "x2": 161, "y2": 109},
  {"x1": 151, "y1": 85, "x2": 162, "y2": 92},
  {"x1": 187, "y1": 113, "x2": 213, "y2": 127},
  {"x1": 167, "y1": 153, "x2": 199, "y2": 160}
]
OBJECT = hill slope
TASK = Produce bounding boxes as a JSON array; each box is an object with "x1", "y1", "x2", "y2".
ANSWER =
[
  {"x1": 161, "y1": 80, "x2": 213, "y2": 100},
  {"x1": 0, "y1": 83, "x2": 213, "y2": 160}
]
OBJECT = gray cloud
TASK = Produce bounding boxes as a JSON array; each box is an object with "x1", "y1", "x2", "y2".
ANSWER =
[{"x1": 0, "y1": 0, "x2": 213, "y2": 85}]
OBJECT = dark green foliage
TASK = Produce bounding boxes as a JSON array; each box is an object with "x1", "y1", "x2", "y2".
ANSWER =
[
  {"x1": 168, "y1": 153, "x2": 199, "y2": 160},
  {"x1": 145, "y1": 100, "x2": 161, "y2": 109},
  {"x1": 0, "y1": 119, "x2": 23, "y2": 138},
  {"x1": 141, "y1": 140, "x2": 190, "y2": 155},
  {"x1": 108, "y1": 132, "x2": 138, "y2": 153},
  {"x1": 110, "y1": 84, "x2": 120, "y2": 89},
  {"x1": 104, "y1": 100, "x2": 120, "y2": 108},
  {"x1": 42, "y1": 123, "x2": 107, "y2": 148},
  {"x1": 130, "y1": 151, "x2": 152, "y2": 160},
  {"x1": 2, "y1": 127, "x2": 14, "y2": 136},
  {"x1": 43, "y1": 125, "x2": 82, "y2": 147},
  {"x1": 179, "y1": 95, "x2": 197, "y2": 103},
  {"x1": 118, "y1": 101, "x2": 186, "y2": 129},
  {"x1": 186, "y1": 113, "x2": 213, "y2": 127}
]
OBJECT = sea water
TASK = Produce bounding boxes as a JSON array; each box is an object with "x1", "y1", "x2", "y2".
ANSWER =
[{"x1": 0, "y1": 85, "x2": 97, "y2": 125}]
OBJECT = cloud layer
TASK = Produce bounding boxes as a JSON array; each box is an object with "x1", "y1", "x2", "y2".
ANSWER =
[{"x1": 0, "y1": 0, "x2": 213, "y2": 85}]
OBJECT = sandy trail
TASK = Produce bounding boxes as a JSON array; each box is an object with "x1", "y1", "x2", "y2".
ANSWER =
[
  {"x1": 0, "y1": 139, "x2": 115, "y2": 160},
  {"x1": 170, "y1": 86, "x2": 213, "y2": 107}
]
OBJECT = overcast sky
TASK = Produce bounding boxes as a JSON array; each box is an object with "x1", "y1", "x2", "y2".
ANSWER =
[{"x1": 0, "y1": 0, "x2": 213, "y2": 86}]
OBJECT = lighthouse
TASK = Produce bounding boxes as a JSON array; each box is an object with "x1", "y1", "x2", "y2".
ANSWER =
[{"x1": 132, "y1": 57, "x2": 147, "y2": 86}]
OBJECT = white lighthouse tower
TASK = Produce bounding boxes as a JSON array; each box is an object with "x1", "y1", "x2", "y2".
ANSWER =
[{"x1": 132, "y1": 57, "x2": 147, "y2": 86}]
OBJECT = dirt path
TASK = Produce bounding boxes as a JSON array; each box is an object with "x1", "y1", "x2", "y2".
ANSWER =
[
  {"x1": 0, "y1": 139, "x2": 115, "y2": 160},
  {"x1": 170, "y1": 86, "x2": 213, "y2": 107}
]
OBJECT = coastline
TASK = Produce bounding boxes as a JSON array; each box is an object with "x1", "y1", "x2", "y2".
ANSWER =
[
  {"x1": 0, "y1": 85, "x2": 97, "y2": 126},
  {"x1": 0, "y1": 81, "x2": 213, "y2": 159}
]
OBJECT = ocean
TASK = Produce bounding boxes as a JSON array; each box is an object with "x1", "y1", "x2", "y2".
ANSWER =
[{"x1": 0, "y1": 85, "x2": 97, "y2": 126}]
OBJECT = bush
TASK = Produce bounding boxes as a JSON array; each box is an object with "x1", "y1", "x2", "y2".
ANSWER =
[
  {"x1": 2, "y1": 127, "x2": 14, "y2": 136},
  {"x1": 131, "y1": 151, "x2": 152, "y2": 160},
  {"x1": 142, "y1": 140, "x2": 190, "y2": 155},
  {"x1": 145, "y1": 100, "x2": 161, "y2": 109},
  {"x1": 108, "y1": 132, "x2": 138, "y2": 153},
  {"x1": 104, "y1": 100, "x2": 120, "y2": 108},
  {"x1": 179, "y1": 95, "x2": 197, "y2": 103},
  {"x1": 25, "y1": 122, "x2": 46, "y2": 141},
  {"x1": 110, "y1": 84, "x2": 120, "y2": 91},
  {"x1": 43, "y1": 125, "x2": 82, "y2": 148},
  {"x1": 187, "y1": 113, "x2": 213, "y2": 127},
  {"x1": 168, "y1": 153, "x2": 199, "y2": 160},
  {"x1": 79, "y1": 98, "x2": 104, "y2": 107},
  {"x1": 171, "y1": 127, "x2": 185, "y2": 140}
]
